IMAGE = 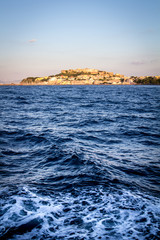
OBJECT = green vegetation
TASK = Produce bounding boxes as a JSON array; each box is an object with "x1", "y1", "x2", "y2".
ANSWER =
[
  {"x1": 120, "y1": 78, "x2": 124, "y2": 84},
  {"x1": 134, "y1": 77, "x2": 160, "y2": 85},
  {"x1": 55, "y1": 71, "x2": 94, "y2": 77},
  {"x1": 20, "y1": 76, "x2": 50, "y2": 84},
  {"x1": 20, "y1": 77, "x2": 38, "y2": 84},
  {"x1": 101, "y1": 81, "x2": 112, "y2": 85},
  {"x1": 37, "y1": 78, "x2": 50, "y2": 82}
]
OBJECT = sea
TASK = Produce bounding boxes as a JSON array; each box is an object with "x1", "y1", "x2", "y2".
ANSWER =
[{"x1": 0, "y1": 85, "x2": 160, "y2": 240}]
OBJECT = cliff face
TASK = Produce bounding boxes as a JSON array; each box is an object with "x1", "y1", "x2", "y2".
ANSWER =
[
  {"x1": 20, "y1": 76, "x2": 51, "y2": 85},
  {"x1": 20, "y1": 68, "x2": 160, "y2": 85}
]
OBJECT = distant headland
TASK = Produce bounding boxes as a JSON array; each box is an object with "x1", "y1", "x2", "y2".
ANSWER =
[{"x1": 1, "y1": 68, "x2": 160, "y2": 85}]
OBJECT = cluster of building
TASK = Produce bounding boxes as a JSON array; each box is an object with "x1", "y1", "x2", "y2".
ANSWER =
[
  {"x1": 20, "y1": 68, "x2": 140, "y2": 85},
  {"x1": 46, "y1": 68, "x2": 133, "y2": 85}
]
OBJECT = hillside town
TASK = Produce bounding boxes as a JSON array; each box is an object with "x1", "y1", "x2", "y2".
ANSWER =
[{"x1": 18, "y1": 68, "x2": 160, "y2": 85}]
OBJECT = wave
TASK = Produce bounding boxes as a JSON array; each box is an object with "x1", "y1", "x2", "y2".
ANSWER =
[
  {"x1": 0, "y1": 186, "x2": 159, "y2": 240},
  {"x1": 1, "y1": 85, "x2": 160, "y2": 239}
]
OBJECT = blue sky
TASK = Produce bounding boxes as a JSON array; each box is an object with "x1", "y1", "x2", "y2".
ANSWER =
[{"x1": 0, "y1": 0, "x2": 160, "y2": 83}]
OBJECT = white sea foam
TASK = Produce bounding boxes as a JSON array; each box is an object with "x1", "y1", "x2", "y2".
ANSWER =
[{"x1": 0, "y1": 186, "x2": 159, "y2": 240}]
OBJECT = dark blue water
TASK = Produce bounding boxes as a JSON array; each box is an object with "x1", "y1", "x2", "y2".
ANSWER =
[{"x1": 0, "y1": 85, "x2": 160, "y2": 240}]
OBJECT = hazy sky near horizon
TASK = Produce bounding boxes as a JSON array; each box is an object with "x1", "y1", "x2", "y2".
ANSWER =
[{"x1": 0, "y1": 0, "x2": 160, "y2": 83}]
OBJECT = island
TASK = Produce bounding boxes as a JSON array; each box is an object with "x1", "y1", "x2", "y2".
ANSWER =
[{"x1": 4, "y1": 68, "x2": 160, "y2": 85}]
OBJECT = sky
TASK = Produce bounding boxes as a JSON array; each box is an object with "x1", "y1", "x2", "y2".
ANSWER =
[{"x1": 0, "y1": 0, "x2": 160, "y2": 83}]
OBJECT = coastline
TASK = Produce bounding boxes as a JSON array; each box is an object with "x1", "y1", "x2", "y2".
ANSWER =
[
  {"x1": 2, "y1": 68, "x2": 160, "y2": 86},
  {"x1": 1, "y1": 68, "x2": 160, "y2": 86},
  {"x1": 0, "y1": 83, "x2": 160, "y2": 86}
]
